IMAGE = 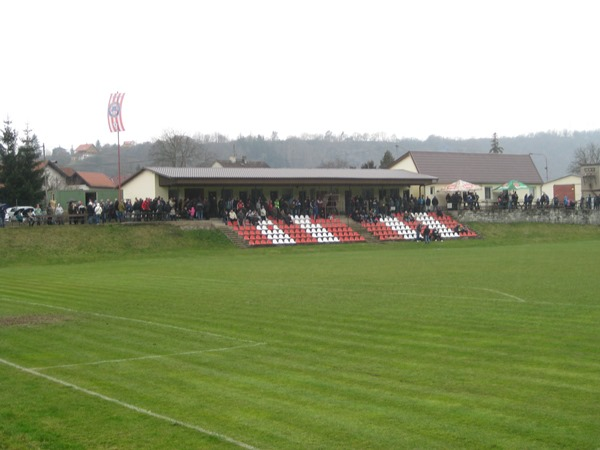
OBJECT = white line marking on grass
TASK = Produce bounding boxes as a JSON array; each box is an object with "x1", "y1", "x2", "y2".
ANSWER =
[
  {"x1": 0, "y1": 357, "x2": 259, "y2": 450},
  {"x1": 32, "y1": 342, "x2": 266, "y2": 371},
  {"x1": 0, "y1": 297, "x2": 258, "y2": 344},
  {"x1": 408, "y1": 293, "x2": 494, "y2": 301},
  {"x1": 473, "y1": 288, "x2": 526, "y2": 303}
]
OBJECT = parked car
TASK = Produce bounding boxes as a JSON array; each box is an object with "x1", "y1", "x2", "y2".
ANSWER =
[{"x1": 6, "y1": 206, "x2": 34, "y2": 222}]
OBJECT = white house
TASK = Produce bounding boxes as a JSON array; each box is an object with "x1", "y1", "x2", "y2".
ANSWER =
[
  {"x1": 389, "y1": 151, "x2": 544, "y2": 207},
  {"x1": 542, "y1": 175, "x2": 581, "y2": 203}
]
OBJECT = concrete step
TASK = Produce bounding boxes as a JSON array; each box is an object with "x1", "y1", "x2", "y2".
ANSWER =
[{"x1": 210, "y1": 219, "x2": 249, "y2": 248}]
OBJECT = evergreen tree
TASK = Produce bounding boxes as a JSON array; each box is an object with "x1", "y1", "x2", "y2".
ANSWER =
[
  {"x1": 361, "y1": 160, "x2": 376, "y2": 169},
  {"x1": 0, "y1": 120, "x2": 45, "y2": 205},
  {"x1": 489, "y1": 132, "x2": 504, "y2": 154},
  {"x1": 379, "y1": 150, "x2": 395, "y2": 168}
]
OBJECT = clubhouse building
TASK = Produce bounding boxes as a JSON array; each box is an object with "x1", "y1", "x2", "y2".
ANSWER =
[
  {"x1": 121, "y1": 151, "x2": 549, "y2": 213},
  {"x1": 121, "y1": 167, "x2": 438, "y2": 216}
]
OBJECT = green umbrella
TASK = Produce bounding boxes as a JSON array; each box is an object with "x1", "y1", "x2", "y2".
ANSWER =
[{"x1": 494, "y1": 179, "x2": 529, "y2": 191}]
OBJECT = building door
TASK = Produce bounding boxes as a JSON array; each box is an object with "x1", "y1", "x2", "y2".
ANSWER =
[
  {"x1": 553, "y1": 184, "x2": 575, "y2": 202},
  {"x1": 85, "y1": 192, "x2": 96, "y2": 204}
]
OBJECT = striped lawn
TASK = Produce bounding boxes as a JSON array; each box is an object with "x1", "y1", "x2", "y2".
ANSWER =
[{"x1": 1, "y1": 236, "x2": 599, "y2": 449}]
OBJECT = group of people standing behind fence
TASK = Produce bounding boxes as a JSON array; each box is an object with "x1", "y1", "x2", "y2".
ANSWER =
[
  {"x1": 222, "y1": 196, "x2": 332, "y2": 227},
  {"x1": 445, "y1": 191, "x2": 480, "y2": 211},
  {"x1": 349, "y1": 193, "x2": 444, "y2": 223},
  {"x1": 496, "y1": 191, "x2": 600, "y2": 210},
  {"x1": 66, "y1": 197, "x2": 175, "y2": 224}
]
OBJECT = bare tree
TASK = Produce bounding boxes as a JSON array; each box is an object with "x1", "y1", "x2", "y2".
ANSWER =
[
  {"x1": 150, "y1": 130, "x2": 211, "y2": 167},
  {"x1": 567, "y1": 143, "x2": 600, "y2": 174}
]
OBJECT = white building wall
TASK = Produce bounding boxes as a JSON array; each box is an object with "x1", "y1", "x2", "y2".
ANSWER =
[
  {"x1": 122, "y1": 170, "x2": 168, "y2": 201},
  {"x1": 44, "y1": 167, "x2": 68, "y2": 190},
  {"x1": 389, "y1": 157, "x2": 417, "y2": 172},
  {"x1": 542, "y1": 175, "x2": 582, "y2": 200}
]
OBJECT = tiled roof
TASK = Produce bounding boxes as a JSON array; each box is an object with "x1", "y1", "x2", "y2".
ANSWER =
[
  {"x1": 36, "y1": 160, "x2": 69, "y2": 178},
  {"x1": 75, "y1": 144, "x2": 97, "y2": 153},
  {"x1": 143, "y1": 167, "x2": 438, "y2": 184},
  {"x1": 76, "y1": 171, "x2": 116, "y2": 188},
  {"x1": 62, "y1": 167, "x2": 76, "y2": 177},
  {"x1": 214, "y1": 160, "x2": 271, "y2": 168},
  {"x1": 394, "y1": 151, "x2": 543, "y2": 184}
]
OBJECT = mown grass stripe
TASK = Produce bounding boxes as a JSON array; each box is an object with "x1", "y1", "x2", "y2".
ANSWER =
[{"x1": 0, "y1": 356, "x2": 259, "y2": 449}]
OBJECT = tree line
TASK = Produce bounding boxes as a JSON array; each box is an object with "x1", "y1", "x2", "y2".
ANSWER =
[
  {"x1": 4, "y1": 121, "x2": 600, "y2": 207},
  {"x1": 77, "y1": 129, "x2": 599, "y2": 180}
]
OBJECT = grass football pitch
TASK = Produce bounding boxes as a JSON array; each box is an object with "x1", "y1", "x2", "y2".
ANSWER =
[{"x1": 0, "y1": 223, "x2": 599, "y2": 449}]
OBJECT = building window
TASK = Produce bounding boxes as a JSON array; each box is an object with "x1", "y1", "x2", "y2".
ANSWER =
[{"x1": 485, "y1": 187, "x2": 492, "y2": 200}]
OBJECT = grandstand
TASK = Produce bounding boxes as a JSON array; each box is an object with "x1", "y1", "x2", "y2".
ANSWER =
[
  {"x1": 363, "y1": 212, "x2": 477, "y2": 241},
  {"x1": 228, "y1": 216, "x2": 365, "y2": 246},
  {"x1": 227, "y1": 213, "x2": 476, "y2": 246}
]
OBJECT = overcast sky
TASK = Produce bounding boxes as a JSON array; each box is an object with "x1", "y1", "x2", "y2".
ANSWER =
[{"x1": 2, "y1": 0, "x2": 599, "y2": 151}]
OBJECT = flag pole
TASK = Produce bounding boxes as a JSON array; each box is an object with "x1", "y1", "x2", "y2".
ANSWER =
[
  {"x1": 108, "y1": 92, "x2": 125, "y2": 202},
  {"x1": 117, "y1": 129, "x2": 122, "y2": 202}
]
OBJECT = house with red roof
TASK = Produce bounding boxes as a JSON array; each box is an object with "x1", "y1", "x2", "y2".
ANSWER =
[
  {"x1": 68, "y1": 171, "x2": 115, "y2": 190},
  {"x1": 73, "y1": 144, "x2": 98, "y2": 160},
  {"x1": 40, "y1": 164, "x2": 118, "y2": 206}
]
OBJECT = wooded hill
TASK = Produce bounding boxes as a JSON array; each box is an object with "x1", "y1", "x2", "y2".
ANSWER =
[{"x1": 64, "y1": 130, "x2": 600, "y2": 182}]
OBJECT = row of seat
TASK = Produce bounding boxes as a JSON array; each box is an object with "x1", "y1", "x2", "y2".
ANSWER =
[
  {"x1": 229, "y1": 217, "x2": 365, "y2": 246},
  {"x1": 363, "y1": 213, "x2": 477, "y2": 241}
]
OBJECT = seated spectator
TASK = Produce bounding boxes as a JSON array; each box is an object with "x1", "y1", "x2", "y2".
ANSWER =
[
  {"x1": 246, "y1": 210, "x2": 260, "y2": 226},
  {"x1": 228, "y1": 209, "x2": 237, "y2": 224},
  {"x1": 281, "y1": 211, "x2": 293, "y2": 226},
  {"x1": 27, "y1": 209, "x2": 37, "y2": 226},
  {"x1": 454, "y1": 224, "x2": 469, "y2": 234}
]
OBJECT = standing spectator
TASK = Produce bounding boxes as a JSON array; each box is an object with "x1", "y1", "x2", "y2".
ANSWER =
[
  {"x1": 0, "y1": 204, "x2": 6, "y2": 228},
  {"x1": 87, "y1": 199, "x2": 95, "y2": 224},
  {"x1": 423, "y1": 224, "x2": 431, "y2": 243},
  {"x1": 415, "y1": 222, "x2": 423, "y2": 241},
  {"x1": 94, "y1": 202, "x2": 103, "y2": 225},
  {"x1": 196, "y1": 199, "x2": 204, "y2": 220},
  {"x1": 55, "y1": 203, "x2": 64, "y2": 225}
]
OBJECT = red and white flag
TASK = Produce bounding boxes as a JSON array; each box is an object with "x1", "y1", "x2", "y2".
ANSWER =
[{"x1": 107, "y1": 92, "x2": 125, "y2": 133}]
